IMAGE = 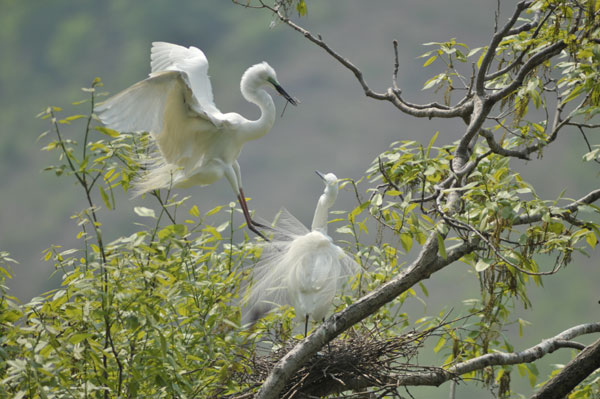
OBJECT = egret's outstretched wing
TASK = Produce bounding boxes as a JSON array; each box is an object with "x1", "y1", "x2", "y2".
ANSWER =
[
  {"x1": 97, "y1": 44, "x2": 225, "y2": 131},
  {"x1": 96, "y1": 42, "x2": 240, "y2": 193},
  {"x1": 150, "y1": 42, "x2": 224, "y2": 124},
  {"x1": 96, "y1": 71, "x2": 178, "y2": 135}
]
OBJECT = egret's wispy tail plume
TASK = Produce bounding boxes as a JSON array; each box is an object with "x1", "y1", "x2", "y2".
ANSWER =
[{"x1": 243, "y1": 173, "x2": 360, "y2": 333}]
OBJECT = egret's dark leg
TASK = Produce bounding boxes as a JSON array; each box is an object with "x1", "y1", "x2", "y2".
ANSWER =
[
  {"x1": 304, "y1": 315, "x2": 309, "y2": 338},
  {"x1": 237, "y1": 192, "x2": 269, "y2": 241},
  {"x1": 238, "y1": 188, "x2": 272, "y2": 230}
]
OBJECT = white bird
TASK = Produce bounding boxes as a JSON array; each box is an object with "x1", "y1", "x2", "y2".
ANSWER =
[
  {"x1": 244, "y1": 171, "x2": 359, "y2": 335},
  {"x1": 96, "y1": 42, "x2": 296, "y2": 240}
]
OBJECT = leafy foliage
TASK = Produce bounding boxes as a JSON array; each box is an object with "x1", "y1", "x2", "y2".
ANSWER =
[
  {"x1": 1, "y1": 83, "x2": 273, "y2": 398},
  {"x1": 2, "y1": 1, "x2": 600, "y2": 398}
]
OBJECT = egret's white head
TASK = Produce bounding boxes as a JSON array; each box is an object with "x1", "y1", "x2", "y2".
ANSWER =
[
  {"x1": 316, "y1": 171, "x2": 338, "y2": 186},
  {"x1": 241, "y1": 62, "x2": 297, "y2": 105},
  {"x1": 316, "y1": 171, "x2": 339, "y2": 203}
]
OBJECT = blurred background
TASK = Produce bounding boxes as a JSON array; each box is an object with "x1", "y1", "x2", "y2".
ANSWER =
[{"x1": 0, "y1": 0, "x2": 597, "y2": 397}]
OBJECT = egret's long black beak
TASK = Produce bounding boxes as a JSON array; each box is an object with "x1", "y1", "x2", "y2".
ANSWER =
[
  {"x1": 273, "y1": 83, "x2": 298, "y2": 106},
  {"x1": 315, "y1": 170, "x2": 325, "y2": 180}
]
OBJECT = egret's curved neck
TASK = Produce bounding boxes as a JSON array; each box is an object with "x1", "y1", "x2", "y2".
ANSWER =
[
  {"x1": 239, "y1": 84, "x2": 276, "y2": 143},
  {"x1": 311, "y1": 186, "x2": 338, "y2": 234}
]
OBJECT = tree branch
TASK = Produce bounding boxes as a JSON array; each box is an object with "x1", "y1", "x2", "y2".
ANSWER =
[
  {"x1": 531, "y1": 336, "x2": 600, "y2": 399},
  {"x1": 295, "y1": 323, "x2": 600, "y2": 396},
  {"x1": 251, "y1": 1, "x2": 474, "y2": 120},
  {"x1": 485, "y1": 10, "x2": 550, "y2": 81},
  {"x1": 489, "y1": 40, "x2": 566, "y2": 103},
  {"x1": 507, "y1": 9, "x2": 542, "y2": 35},
  {"x1": 476, "y1": 0, "x2": 533, "y2": 95},
  {"x1": 479, "y1": 128, "x2": 531, "y2": 160},
  {"x1": 515, "y1": 188, "x2": 600, "y2": 226}
]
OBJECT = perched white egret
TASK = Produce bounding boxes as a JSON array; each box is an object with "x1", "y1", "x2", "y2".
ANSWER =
[
  {"x1": 244, "y1": 171, "x2": 359, "y2": 335},
  {"x1": 96, "y1": 42, "x2": 297, "y2": 239}
]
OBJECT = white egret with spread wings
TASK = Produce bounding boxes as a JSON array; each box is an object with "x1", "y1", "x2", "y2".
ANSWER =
[{"x1": 96, "y1": 42, "x2": 297, "y2": 240}]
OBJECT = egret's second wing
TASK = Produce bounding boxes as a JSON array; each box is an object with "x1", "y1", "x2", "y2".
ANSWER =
[{"x1": 96, "y1": 71, "x2": 180, "y2": 135}]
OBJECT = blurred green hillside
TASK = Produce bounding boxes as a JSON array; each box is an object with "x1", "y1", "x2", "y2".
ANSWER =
[{"x1": 0, "y1": 1, "x2": 597, "y2": 397}]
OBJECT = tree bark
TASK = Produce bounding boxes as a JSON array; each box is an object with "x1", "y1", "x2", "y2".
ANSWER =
[{"x1": 531, "y1": 337, "x2": 600, "y2": 399}]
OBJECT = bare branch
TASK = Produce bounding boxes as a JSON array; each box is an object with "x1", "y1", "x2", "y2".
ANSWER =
[
  {"x1": 392, "y1": 40, "x2": 400, "y2": 91},
  {"x1": 252, "y1": 1, "x2": 473, "y2": 120},
  {"x1": 263, "y1": 2, "x2": 387, "y2": 99},
  {"x1": 563, "y1": 189, "x2": 600, "y2": 214},
  {"x1": 479, "y1": 128, "x2": 531, "y2": 160},
  {"x1": 387, "y1": 89, "x2": 472, "y2": 118},
  {"x1": 448, "y1": 323, "x2": 600, "y2": 383}
]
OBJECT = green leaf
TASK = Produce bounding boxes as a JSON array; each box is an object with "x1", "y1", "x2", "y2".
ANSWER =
[
  {"x1": 400, "y1": 233, "x2": 413, "y2": 253},
  {"x1": 586, "y1": 231, "x2": 597, "y2": 248},
  {"x1": 189, "y1": 205, "x2": 200, "y2": 218},
  {"x1": 203, "y1": 225, "x2": 222, "y2": 240},
  {"x1": 69, "y1": 333, "x2": 91, "y2": 345},
  {"x1": 349, "y1": 202, "x2": 369, "y2": 223},
  {"x1": 562, "y1": 84, "x2": 584, "y2": 104},
  {"x1": 296, "y1": 0, "x2": 307, "y2": 16},
  {"x1": 433, "y1": 336, "x2": 446, "y2": 353},
  {"x1": 423, "y1": 55, "x2": 437, "y2": 67},
  {"x1": 66, "y1": 114, "x2": 86, "y2": 122},
  {"x1": 426, "y1": 131, "x2": 439, "y2": 158},
  {"x1": 477, "y1": 50, "x2": 486, "y2": 69},
  {"x1": 206, "y1": 205, "x2": 223, "y2": 216},
  {"x1": 423, "y1": 74, "x2": 442, "y2": 90},
  {"x1": 467, "y1": 47, "x2": 483, "y2": 57},
  {"x1": 99, "y1": 186, "x2": 112, "y2": 210},
  {"x1": 437, "y1": 233, "x2": 447, "y2": 259},
  {"x1": 96, "y1": 126, "x2": 120, "y2": 137},
  {"x1": 527, "y1": 363, "x2": 538, "y2": 387},
  {"x1": 475, "y1": 258, "x2": 492, "y2": 272},
  {"x1": 336, "y1": 226, "x2": 353, "y2": 235},
  {"x1": 134, "y1": 206, "x2": 156, "y2": 218}
]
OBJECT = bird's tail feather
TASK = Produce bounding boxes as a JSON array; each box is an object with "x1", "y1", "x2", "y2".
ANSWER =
[{"x1": 132, "y1": 161, "x2": 180, "y2": 197}]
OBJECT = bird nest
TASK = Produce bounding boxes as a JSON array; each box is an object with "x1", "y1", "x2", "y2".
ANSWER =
[{"x1": 229, "y1": 327, "x2": 445, "y2": 398}]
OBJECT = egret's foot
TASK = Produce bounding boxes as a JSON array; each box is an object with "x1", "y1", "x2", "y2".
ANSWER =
[
  {"x1": 247, "y1": 222, "x2": 270, "y2": 242},
  {"x1": 250, "y1": 219, "x2": 274, "y2": 231},
  {"x1": 237, "y1": 192, "x2": 270, "y2": 242}
]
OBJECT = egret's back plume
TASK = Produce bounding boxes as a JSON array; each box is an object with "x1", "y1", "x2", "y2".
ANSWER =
[{"x1": 244, "y1": 172, "x2": 359, "y2": 332}]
